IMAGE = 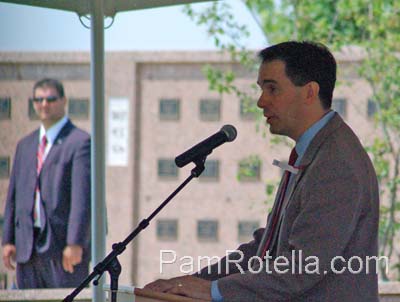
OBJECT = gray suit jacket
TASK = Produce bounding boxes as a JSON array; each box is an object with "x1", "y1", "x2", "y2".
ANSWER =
[
  {"x1": 197, "y1": 114, "x2": 379, "y2": 302},
  {"x1": 2, "y1": 120, "x2": 91, "y2": 264}
]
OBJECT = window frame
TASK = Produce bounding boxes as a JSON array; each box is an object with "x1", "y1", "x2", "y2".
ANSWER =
[
  {"x1": 159, "y1": 98, "x2": 180, "y2": 121},
  {"x1": 0, "y1": 97, "x2": 11, "y2": 120},
  {"x1": 156, "y1": 219, "x2": 178, "y2": 241},
  {"x1": 157, "y1": 158, "x2": 178, "y2": 179},
  {"x1": 197, "y1": 219, "x2": 219, "y2": 242},
  {"x1": 199, "y1": 99, "x2": 221, "y2": 121}
]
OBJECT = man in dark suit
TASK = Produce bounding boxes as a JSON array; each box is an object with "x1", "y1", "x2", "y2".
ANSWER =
[
  {"x1": 2, "y1": 78, "x2": 91, "y2": 288},
  {"x1": 145, "y1": 42, "x2": 380, "y2": 301}
]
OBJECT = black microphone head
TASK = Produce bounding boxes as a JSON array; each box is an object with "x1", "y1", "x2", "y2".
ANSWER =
[{"x1": 221, "y1": 124, "x2": 237, "y2": 142}]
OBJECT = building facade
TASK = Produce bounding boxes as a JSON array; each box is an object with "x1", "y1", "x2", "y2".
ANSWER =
[{"x1": 0, "y1": 50, "x2": 379, "y2": 288}]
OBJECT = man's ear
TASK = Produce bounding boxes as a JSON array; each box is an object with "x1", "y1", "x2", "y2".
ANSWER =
[{"x1": 305, "y1": 81, "x2": 320, "y2": 105}]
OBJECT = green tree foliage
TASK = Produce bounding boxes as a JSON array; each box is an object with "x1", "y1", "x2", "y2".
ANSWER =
[
  {"x1": 237, "y1": 155, "x2": 262, "y2": 181},
  {"x1": 184, "y1": 0, "x2": 400, "y2": 280}
]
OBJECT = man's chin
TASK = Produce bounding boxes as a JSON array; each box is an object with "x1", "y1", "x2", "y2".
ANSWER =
[
  {"x1": 39, "y1": 117, "x2": 51, "y2": 123},
  {"x1": 268, "y1": 126, "x2": 279, "y2": 135},
  {"x1": 39, "y1": 116, "x2": 58, "y2": 125},
  {"x1": 37, "y1": 113, "x2": 50, "y2": 119},
  {"x1": 268, "y1": 126, "x2": 287, "y2": 137}
]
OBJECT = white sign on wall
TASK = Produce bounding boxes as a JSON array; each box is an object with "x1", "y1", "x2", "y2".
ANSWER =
[{"x1": 107, "y1": 97, "x2": 130, "y2": 166}]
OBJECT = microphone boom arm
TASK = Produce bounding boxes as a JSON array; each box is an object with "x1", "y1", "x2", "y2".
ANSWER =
[{"x1": 63, "y1": 160, "x2": 207, "y2": 302}]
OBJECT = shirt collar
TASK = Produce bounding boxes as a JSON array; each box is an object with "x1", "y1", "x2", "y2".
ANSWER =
[
  {"x1": 295, "y1": 110, "x2": 335, "y2": 164},
  {"x1": 39, "y1": 116, "x2": 69, "y2": 145}
]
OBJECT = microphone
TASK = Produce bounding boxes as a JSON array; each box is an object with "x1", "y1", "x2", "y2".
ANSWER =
[{"x1": 175, "y1": 125, "x2": 237, "y2": 168}]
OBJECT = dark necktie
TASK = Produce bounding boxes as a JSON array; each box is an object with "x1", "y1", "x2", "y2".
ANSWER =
[
  {"x1": 33, "y1": 135, "x2": 47, "y2": 223},
  {"x1": 261, "y1": 147, "x2": 298, "y2": 257}
]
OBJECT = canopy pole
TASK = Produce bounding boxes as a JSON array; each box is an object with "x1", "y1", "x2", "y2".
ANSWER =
[{"x1": 90, "y1": 0, "x2": 106, "y2": 301}]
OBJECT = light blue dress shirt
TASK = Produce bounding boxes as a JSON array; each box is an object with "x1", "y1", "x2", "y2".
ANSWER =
[{"x1": 210, "y1": 110, "x2": 336, "y2": 302}]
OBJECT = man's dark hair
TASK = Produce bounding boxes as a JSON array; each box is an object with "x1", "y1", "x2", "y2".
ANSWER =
[
  {"x1": 33, "y1": 78, "x2": 65, "y2": 98},
  {"x1": 258, "y1": 41, "x2": 336, "y2": 109}
]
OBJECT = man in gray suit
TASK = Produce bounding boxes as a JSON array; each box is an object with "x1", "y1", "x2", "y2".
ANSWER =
[
  {"x1": 145, "y1": 41, "x2": 380, "y2": 301},
  {"x1": 2, "y1": 78, "x2": 91, "y2": 288}
]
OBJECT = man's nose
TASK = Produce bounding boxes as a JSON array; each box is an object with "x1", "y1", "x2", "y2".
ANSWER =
[
  {"x1": 257, "y1": 92, "x2": 268, "y2": 109},
  {"x1": 41, "y1": 99, "x2": 50, "y2": 106}
]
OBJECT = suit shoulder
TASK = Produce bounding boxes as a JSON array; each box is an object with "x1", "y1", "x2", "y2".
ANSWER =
[
  {"x1": 330, "y1": 122, "x2": 367, "y2": 157},
  {"x1": 16, "y1": 129, "x2": 39, "y2": 148},
  {"x1": 319, "y1": 121, "x2": 375, "y2": 177},
  {"x1": 68, "y1": 124, "x2": 91, "y2": 141}
]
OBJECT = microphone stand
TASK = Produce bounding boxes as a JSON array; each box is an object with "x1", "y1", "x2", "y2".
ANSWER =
[{"x1": 63, "y1": 157, "x2": 206, "y2": 302}]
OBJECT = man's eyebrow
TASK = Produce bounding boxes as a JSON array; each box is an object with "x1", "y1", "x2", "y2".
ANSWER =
[{"x1": 257, "y1": 79, "x2": 278, "y2": 86}]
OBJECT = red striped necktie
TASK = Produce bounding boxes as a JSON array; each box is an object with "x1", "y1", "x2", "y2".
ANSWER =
[
  {"x1": 261, "y1": 147, "x2": 298, "y2": 257},
  {"x1": 33, "y1": 135, "x2": 47, "y2": 222}
]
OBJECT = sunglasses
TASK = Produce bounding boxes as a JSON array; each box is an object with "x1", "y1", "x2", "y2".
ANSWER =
[{"x1": 32, "y1": 96, "x2": 60, "y2": 103}]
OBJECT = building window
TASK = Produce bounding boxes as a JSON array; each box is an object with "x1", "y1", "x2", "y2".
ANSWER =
[
  {"x1": 240, "y1": 99, "x2": 256, "y2": 120},
  {"x1": 197, "y1": 220, "x2": 218, "y2": 241},
  {"x1": 0, "y1": 157, "x2": 10, "y2": 178},
  {"x1": 332, "y1": 98, "x2": 347, "y2": 118},
  {"x1": 68, "y1": 98, "x2": 89, "y2": 119},
  {"x1": 158, "y1": 159, "x2": 178, "y2": 178},
  {"x1": 28, "y1": 98, "x2": 39, "y2": 120},
  {"x1": 238, "y1": 155, "x2": 261, "y2": 182},
  {"x1": 200, "y1": 160, "x2": 219, "y2": 181},
  {"x1": 159, "y1": 99, "x2": 180, "y2": 121},
  {"x1": 157, "y1": 219, "x2": 178, "y2": 240},
  {"x1": 367, "y1": 99, "x2": 377, "y2": 118},
  {"x1": 199, "y1": 99, "x2": 221, "y2": 121},
  {"x1": 238, "y1": 220, "x2": 259, "y2": 241},
  {"x1": 0, "y1": 97, "x2": 11, "y2": 120}
]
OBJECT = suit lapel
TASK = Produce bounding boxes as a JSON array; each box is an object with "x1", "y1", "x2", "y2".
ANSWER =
[
  {"x1": 281, "y1": 169, "x2": 307, "y2": 213},
  {"x1": 25, "y1": 130, "x2": 40, "y2": 212},
  {"x1": 40, "y1": 120, "x2": 73, "y2": 173},
  {"x1": 266, "y1": 170, "x2": 306, "y2": 256},
  {"x1": 255, "y1": 174, "x2": 288, "y2": 257}
]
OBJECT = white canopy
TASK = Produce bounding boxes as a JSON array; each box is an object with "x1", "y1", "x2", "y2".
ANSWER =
[{"x1": 1, "y1": 0, "x2": 214, "y2": 16}]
